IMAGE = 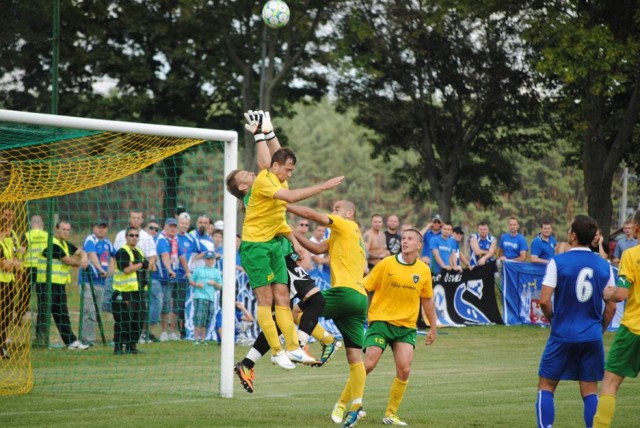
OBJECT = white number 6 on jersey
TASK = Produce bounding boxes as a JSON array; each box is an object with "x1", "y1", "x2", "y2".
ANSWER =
[{"x1": 575, "y1": 268, "x2": 594, "y2": 303}]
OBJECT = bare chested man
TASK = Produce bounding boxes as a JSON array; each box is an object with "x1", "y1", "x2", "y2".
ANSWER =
[{"x1": 364, "y1": 214, "x2": 390, "y2": 271}]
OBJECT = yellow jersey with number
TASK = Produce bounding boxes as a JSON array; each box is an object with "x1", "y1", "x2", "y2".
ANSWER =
[
  {"x1": 327, "y1": 214, "x2": 366, "y2": 296},
  {"x1": 242, "y1": 169, "x2": 291, "y2": 242},
  {"x1": 364, "y1": 254, "x2": 433, "y2": 328},
  {"x1": 618, "y1": 244, "x2": 640, "y2": 334}
]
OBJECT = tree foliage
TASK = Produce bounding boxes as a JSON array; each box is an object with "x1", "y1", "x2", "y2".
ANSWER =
[
  {"x1": 279, "y1": 99, "x2": 594, "y2": 237},
  {"x1": 276, "y1": 98, "x2": 432, "y2": 225},
  {"x1": 331, "y1": 0, "x2": 549, "y2": 220},
  {"x1": 522, "y1": 0, "x2": 640, "y2": 234},
  {"x1": 1, "y1": 0, "x2": 343, "y2": 215}
]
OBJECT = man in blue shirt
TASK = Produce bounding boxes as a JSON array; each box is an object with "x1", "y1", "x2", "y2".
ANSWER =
[
  {"x1": 430, "y1": 222, "x2": 459, "y2": 274},
  {"x1": 469, "y1": 222, "x2": 497, "y2": 267},
  {"x1": 535, "y1": 215, "x2": 617, "y2": 428},
  {"x1": 80, "y1": 219, "x2": 116, "y2": 345},
  {"x1": 498, "y1": 217, "x2": 528, "y2": 261},
  {"x1": 611, "y1": 221, "x2": 638, "y2": 267},
  {"x1": 176, "y1": 212, "x2": 203, "y2": 339},
  {"x1": 188, "y1": 215, "x2": 215, "y2": 271},
  {"x1": 420, "y1": 214, "x2": 442, "y2": 265},
  {"x1": 530, "y1": 222, "x2": 557, "y2": 264},
  {"x1": 151, "y1": 218, "x2": 187, "y2": 342}
]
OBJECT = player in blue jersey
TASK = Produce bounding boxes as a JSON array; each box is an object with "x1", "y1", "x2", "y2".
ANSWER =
[
  {"x1": 530, "y1": 222, "x2": 557, "y2": 264},
  {"x1": 535, "y1": 215, "x2": 617, "y2": 428},
  {"x1": 498, "y1": 217, "x2": 528, "y2": 261}
]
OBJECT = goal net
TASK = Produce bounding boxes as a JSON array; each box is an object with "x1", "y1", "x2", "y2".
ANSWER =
[{"x1": 0, "y1": 110, "x2": 239, "y2": 397}]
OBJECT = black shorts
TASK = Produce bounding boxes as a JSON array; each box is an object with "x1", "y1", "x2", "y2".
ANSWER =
[{"x1": 285, "y1": 255, "x2": 317, "y2": 300}]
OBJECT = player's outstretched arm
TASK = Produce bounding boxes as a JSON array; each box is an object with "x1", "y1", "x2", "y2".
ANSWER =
[
  {"x1": 274, "y1": 176, "x2": 344, "y2": 203},
  {"x1": 286, "y1": 204, "x2": 330, "y2": 227},
  {"x1": 260, "y1": 111, "x2": 282, "y2": 154},
  {"x1": 244, "y1": 110, "x2": 271, "y2": 170}
]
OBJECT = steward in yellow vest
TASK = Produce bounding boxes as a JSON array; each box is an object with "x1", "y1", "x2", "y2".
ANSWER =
[
  {"x1": 0, "y1": 229, "x2": 22, "y2": 359},
  {"x1": 35, "y1": 221, "x2": 89, "y2": 350},
  {"x1": 112, "y1": 227, "x2": 148, "y2": 355},
  {"x1": 17, "y1": 215, "x2": 48, "y2": 322}
]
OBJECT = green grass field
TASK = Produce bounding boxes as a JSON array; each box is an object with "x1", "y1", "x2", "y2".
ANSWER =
[{"x1": 2, "y1": 326, "x2": 638, "y2": 427}]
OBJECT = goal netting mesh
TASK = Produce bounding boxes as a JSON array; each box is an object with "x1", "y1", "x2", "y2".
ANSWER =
[{"x1": 0, "y1": 111, "x2": 237, "y2": 396}]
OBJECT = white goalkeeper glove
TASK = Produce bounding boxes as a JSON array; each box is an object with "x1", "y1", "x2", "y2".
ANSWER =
[
  {"x1": 260, "y1": 111, "x2": 276, "y2": 141},
  {"x1": 244, "y1": 110, "x2": 265, "y2": 143}
]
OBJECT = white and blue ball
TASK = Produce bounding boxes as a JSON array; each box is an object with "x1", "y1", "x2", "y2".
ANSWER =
[{"x1": 262, "y1": 0, "x2": 290, "y2": 29}]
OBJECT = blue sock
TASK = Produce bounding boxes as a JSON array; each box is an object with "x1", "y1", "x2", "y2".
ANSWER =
[
  {"x1": 536, "y1": 390, "x2": 554, "y2": 428},
  {"x1": 583, "y1": 394, "x2": 598, "y2": 428}
]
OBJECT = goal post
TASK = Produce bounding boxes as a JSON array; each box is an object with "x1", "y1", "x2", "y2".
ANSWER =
[{"x1": 0, "y1": 109, "x2": 239, "y2": 397}]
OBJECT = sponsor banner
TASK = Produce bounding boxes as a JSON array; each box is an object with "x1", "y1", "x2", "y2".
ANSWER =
[{"x1": 430, "y1": 261, "x2": 503, "y2": 326}]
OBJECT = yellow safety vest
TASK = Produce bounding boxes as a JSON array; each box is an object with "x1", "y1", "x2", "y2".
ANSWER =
[
  {"x1": 36, "y1": 237, "x2": 71, "y2": 284},
  {"x1": 113, "y1": 245, "x2": 143, "y2": 292},
  {"x1": 0, "y1": 239, "x2": 14, "y2": 282},
  {"x1": 24, "y1": 229, "x2": 48, "y2": 268}
]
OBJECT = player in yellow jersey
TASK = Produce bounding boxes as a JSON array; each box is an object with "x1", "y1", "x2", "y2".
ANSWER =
[
  {"x1": 226, "y1": 111, "x2": 343, "y2": 370},
  {"x1": 289, "y1": 201, "x2": 369, "y2": 428},
  {"x1": 365, "y1": 228, "x2": 438, "y2": 425},
  {"x1": 593, "y1": 209, "x2": 640, "y2": 427}
]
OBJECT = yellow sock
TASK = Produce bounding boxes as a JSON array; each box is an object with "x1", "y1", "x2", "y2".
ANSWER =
[
  {"x1": 386, "y1": 377, "x2": 408, "y2": 417},
  {"x1": 593, "y1": 394, "x2": 616, "y2": 428},
  {"x1": 348, "y1": 361, "x2": 366, "y2": 412},
  {"x1": 257, "y1": 305, "x2": 281, "y2": 354},
  {"x1": 338, "y1": 378, "x2": 351, "y2": 406},
  {"x1": 275, "y1": 305, "x2": 299, "y2": 351},
  {"x1": 311, "y1": 323, "x2": 334, "y2": 345}
]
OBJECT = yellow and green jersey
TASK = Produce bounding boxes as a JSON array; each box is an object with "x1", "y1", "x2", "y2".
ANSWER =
[
  {"x1": 327, "y1": 214, "x2": 367, "y2": 296},
  {"x1": 242, "y1": 169, "x2": 291, "y2": 242},
  {"x1": 364, "y1": 254, "x2": 433, "y2": 328},
  {"x1": 618, "y1": 244, "x2": 640, "y2": 334}
]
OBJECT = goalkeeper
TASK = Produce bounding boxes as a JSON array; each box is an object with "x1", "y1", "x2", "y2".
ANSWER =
[{"x1": 226, "y1": 110, "x2": 342, "y2": 370}]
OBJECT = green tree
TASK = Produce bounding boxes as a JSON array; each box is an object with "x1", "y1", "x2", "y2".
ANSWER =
[
  {"x1": 523, "y1": 0, "x2": 640, "y2": 234},
  {"x1": 1, "y1": 0, "x2": 344, "y2": 215},
  {"x1": 331, "y1": 1, "x2": 548, "y2": 220},
  {"x1": 277, "y1": 98, "x2": 430, "y2": 224}
]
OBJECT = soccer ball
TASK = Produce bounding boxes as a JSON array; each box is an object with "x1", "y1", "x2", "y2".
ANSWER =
[{"x1": 262, "y1": 0, "x2": 290, "y2": 29}]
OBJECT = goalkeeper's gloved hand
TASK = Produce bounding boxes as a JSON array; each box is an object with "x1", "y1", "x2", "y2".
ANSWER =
[
  {"x1": 244, "y1": 110, "x2": 265, "y2": 144},
  {"x1": 260, "y1": 111, "x2": 276, "y2": 141}
]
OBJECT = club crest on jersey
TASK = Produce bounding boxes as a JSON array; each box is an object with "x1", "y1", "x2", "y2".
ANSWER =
[{"x1": 413, "y1": 274, "x2": 420, "y2": 283}]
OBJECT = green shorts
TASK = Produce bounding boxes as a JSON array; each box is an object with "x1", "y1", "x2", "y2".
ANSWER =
[
  {"x1": 364, "y1": 321, "x2": 417, "y2": 351},
  {"x1": 240, "y1": 239, "x2": 288, "y2": 289},
  {"x1": 322, "y1": 286, "x2": 367, "y2": 349},
  {"x1": 605, "y1": 324, "x2": 640, "y2": 378}
]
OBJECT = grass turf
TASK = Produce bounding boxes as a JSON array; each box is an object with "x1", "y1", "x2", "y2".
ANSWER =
[{"x1": 1, "y1": 325, "x2": 638, "y2": 427}]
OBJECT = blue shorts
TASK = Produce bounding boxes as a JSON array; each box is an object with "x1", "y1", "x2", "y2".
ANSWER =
[
  {"x1": 150, "y1": 278, "x2": 172, "y2": 324},
  {"x1": 538, "y1": 337, "x2": 605, "y2": 382}
]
